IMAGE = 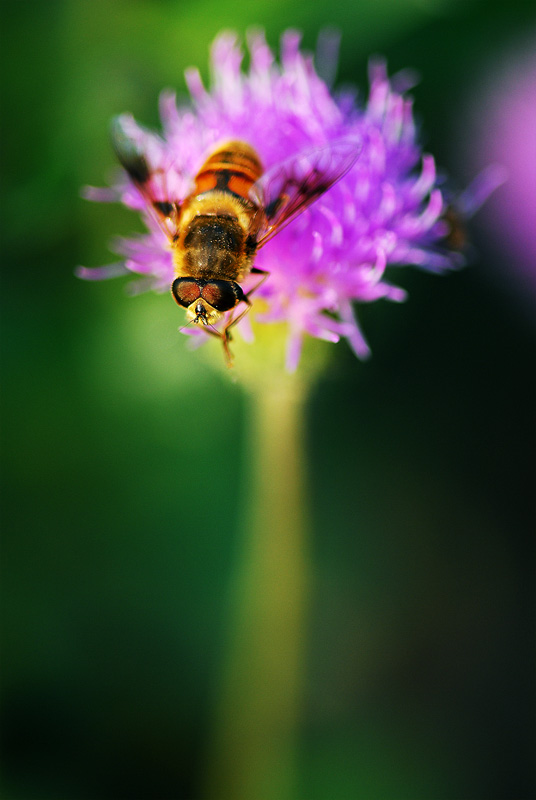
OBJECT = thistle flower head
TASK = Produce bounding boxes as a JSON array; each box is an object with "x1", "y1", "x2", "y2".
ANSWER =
[{"x1": 80, "y1": 30, "x2": 477, "y2": 370}]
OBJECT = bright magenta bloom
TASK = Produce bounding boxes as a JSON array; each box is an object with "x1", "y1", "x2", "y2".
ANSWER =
[{"x1": 80, "y1": 31, "x2": 471, "y2": 369}]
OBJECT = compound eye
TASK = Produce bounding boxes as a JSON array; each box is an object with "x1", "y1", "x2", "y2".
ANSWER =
[
  {"x1": 172, "y1": 278, "x2": 201, "y2": 308},
  {"x1": 202, "y1": 281, "x2": 244, "y2": 312}
]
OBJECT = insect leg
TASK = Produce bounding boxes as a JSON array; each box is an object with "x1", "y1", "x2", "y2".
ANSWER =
[
  {"x1": 198, "y1": 324, "x2": 234, "y2": 367},
  {"x1": 223, "y1": 269, "x2": 270, "y2": 341},
  {"x1": 248, "y1": 266, "x2": 271, "y2": 293}
]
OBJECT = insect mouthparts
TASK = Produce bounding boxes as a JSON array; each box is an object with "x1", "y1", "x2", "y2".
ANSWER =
[{"x1": 195, "y1": 302, "x2": 207, "y2": 323}]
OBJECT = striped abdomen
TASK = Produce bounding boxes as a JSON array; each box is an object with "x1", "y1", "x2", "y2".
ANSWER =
[{"x1": 194, "y1": 141, "x2": 263, "y2": 200}]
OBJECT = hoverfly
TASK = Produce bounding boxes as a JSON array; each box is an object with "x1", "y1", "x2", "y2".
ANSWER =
[{"x1": 111, "y1": 117, "x2": 360, "y2": 365}]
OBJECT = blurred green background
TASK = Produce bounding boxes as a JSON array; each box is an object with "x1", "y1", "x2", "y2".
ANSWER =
[{"x1": 1, "y1": 0, "x2": 534, "y2": 798}]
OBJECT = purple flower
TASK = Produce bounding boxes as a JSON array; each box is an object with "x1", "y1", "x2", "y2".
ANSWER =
[
  {"x1": 80, "y1": 30, "x2": 469, "y2": 370},
  {"x1": 466, "y1": 43, "x2": 536, "y2": 302}
]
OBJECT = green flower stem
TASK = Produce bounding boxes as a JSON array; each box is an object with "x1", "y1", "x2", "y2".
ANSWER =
[{"x1": 206, "y1": 368, "x2": 311, "y2": 800}]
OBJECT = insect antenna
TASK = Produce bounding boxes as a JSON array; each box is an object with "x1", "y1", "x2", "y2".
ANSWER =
[{"x1": 178, "y1": 319, "x2": 195, "y2": 334}]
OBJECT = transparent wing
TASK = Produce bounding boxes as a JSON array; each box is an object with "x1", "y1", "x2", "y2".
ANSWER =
[
  {"x1": 252, "y1": 136, "x2": 361, "y2": 248},
  {"x1": 111, "y1": 115, "x2": 186, "y2": 240}
]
